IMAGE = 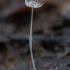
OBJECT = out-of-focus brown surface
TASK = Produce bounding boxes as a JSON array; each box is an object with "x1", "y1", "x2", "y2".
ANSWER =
[{"x1": 0, "y1": 0, "x2": 70, "y2": 70}]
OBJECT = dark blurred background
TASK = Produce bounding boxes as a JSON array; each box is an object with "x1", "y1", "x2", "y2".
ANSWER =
[{"x1": 0, "y1": 0, "x2": 70, "y2": 70}]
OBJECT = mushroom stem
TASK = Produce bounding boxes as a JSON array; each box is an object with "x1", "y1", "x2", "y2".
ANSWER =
[{"x1": 29, "y1": 1, "x2": 36, "y2": 70}]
